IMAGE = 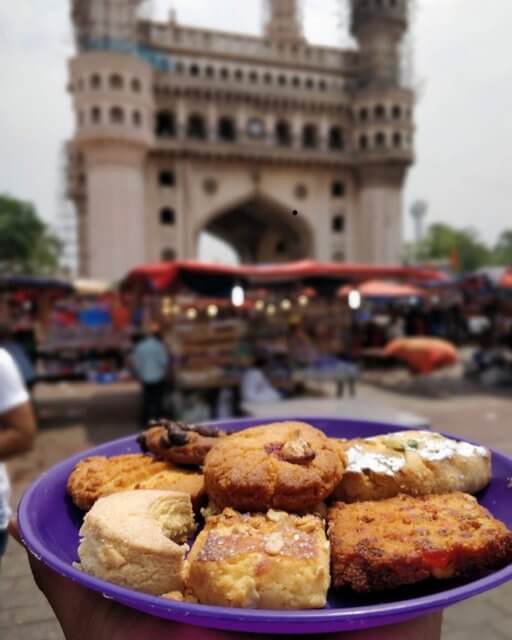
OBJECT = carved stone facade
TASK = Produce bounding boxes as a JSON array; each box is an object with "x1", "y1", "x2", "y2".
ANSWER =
[{"x1": 67, "y1": 0, "x2": 415, "y2": 280}]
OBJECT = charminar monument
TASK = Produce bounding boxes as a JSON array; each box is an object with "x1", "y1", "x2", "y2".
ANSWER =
[{"x1": 67, "y1": 0, "x2": 415, "y2": 280}]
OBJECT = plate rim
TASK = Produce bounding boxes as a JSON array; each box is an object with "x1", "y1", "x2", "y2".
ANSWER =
[{"x1": 17, "y1": 416, "x2": 512, "y2": 631}]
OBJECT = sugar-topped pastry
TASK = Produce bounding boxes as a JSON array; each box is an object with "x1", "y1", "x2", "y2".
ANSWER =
[
  {"x1": 332, "y1": 430, "x2": 491, "y2": 503},
  {"x1": 184, "y1": 508, "x2": 330, "y2": 609}
]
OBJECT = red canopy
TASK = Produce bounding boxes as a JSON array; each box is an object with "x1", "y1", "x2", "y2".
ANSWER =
[
  {"x1": 121, "y1": 260, "x2": 446, "y2": 296},
  {"x1": 339, "y1": 280, "x2": 426, "y2": 300}
]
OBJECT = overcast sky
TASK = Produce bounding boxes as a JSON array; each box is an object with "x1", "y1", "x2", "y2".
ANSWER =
[{"x1": 1, "y1": 0, "x2": 511, "y2": 264}]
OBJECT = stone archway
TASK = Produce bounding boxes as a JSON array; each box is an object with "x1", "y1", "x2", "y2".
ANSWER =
[{"x1": 198, "y1": 193, "x2": 313, "y2": 264}]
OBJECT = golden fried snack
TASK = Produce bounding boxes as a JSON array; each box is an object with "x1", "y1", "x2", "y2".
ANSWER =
[
  {"x1": 328, "y1": 492, "x2": 512, "y2": 592},
  {"x1": 138, "y1": 421, "x2": 225, "y2": 466},
  {"x1": 67, "y1": 454, "x2": 205, "y2": 511},
  {"x1": 332, "y1": 431, "x2": 491, "y2": 503},
  {"x1": 204, "y1": 421, "x2": 345, "y2": 513},
  {"x1": 76, "y1": 490, "x2": 195, "y2": 595},
  {"x1": 184, "y1": 508, "x2": 330, "y2": 609}
]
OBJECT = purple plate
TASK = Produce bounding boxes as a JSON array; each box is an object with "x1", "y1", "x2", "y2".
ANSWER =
[{"x1": 18, "y1": 417, "x2": 512, "y2": 635}]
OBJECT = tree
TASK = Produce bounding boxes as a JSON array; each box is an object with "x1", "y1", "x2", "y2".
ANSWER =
[
  {"x1": 0, "y1": 194, "x2": 62, "y2": 275},
  {"x1": 418, "y1": 223, "x2": 491, "y2": 273},
  {"x1": 492, "y1": 230, "x2": 512, "y2": 266}
]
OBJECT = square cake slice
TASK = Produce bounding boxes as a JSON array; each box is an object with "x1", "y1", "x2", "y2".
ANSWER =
[
  {"x1": 184, "y1": 508, "x2": 330, "y2": 609},
  {"x1": 328, "y1": 492, "x2": 512, "y2": 592}
]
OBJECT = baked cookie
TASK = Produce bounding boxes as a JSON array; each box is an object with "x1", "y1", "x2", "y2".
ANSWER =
[
  {"x1": 204, "y1": 421, "x2": 345, "y2": 513},
  {"x1": 77, "y1": 490, "x2": 195, "y2": 595},
  {"x1": 332, "y1": 430, "x2": 491, "y2": 503},
  {"x1": 328, "y1": 492, "x2": 512, "y2": 592},
  {"x1": 138, "y1": 420, "x2": 225, "y2": 466},
  {"x1": 67, "y1": 453, "x2": 205, "y2": 511},
  {"x1": 184, "y1": 508, "x2": 330, "y2": 608}
]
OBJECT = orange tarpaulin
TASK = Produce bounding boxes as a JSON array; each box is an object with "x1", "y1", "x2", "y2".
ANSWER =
[
  {"x1": 384, "y1": 337, "x2": 458, "y2": 374},
  {"x1": 339, "y1": 280, "x2": 425, "y2": 300}
]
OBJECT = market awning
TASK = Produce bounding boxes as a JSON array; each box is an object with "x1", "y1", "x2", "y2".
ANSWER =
[
  {"x1": 121, "y1": 260, "x2": 446, "y2": 297},
  {"x1": 0, "y1": 275, "x2": 74, "y2": 297},
  {"x1": 338, "y1": 280, "x2": 426, "y2": 301}
]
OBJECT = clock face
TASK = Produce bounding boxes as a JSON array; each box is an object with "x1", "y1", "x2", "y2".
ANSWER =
[{"x1": 247, "y1": 118, "x2": 265, "y2": 139}]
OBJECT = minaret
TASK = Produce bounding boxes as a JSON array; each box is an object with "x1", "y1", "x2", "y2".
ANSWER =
[
  {"x1": 68, "y1": 0, "x2": 154, "y2": 279},
  {"x1": 265, "y1": 0, "x2": 304, "y2": 43},
  {"x1": 349, "y1": 0, "x2": 415, "y2": 265}
]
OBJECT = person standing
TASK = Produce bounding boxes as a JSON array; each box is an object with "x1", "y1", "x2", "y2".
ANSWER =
[
  {"x1": 0, "y1": 347, "x2": 37, "y2": 566},
  {"x1": 132, "y1": 325, "x2": 170, "y2": 427},
  {"x1": 0, "y1": 324, "x2": 36, "y2": 392}
]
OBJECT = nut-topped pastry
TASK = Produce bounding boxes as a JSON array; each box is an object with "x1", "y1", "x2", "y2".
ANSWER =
[
  {"x1": 203, "y1": 421, "x2": 345, "y2": 513},
  {"x1": 332, "y1": 430, "x2": 491, "y2": 503},
  {"x1": 184, "y1": 508, "x2": 330, "y2": 608},
  {"x1": 138, "y1": 420, "x2": 226, "y2": 467}
]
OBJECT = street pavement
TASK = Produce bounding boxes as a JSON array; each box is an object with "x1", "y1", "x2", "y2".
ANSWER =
[{"x1": 1, "y1": 381, "x2": 511, "y2": 640}]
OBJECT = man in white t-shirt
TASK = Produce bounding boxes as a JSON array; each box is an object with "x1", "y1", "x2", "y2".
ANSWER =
[{"x1": 0, "y1": 348, "x2": 36, "y2": 564}]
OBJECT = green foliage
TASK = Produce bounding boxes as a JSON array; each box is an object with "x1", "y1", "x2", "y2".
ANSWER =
[
  {"x1": 493, "y1": 230, "x2": 512, "y2": 267},
  {"x1": 413, "y1": 223, "x2": 512, "y2": 272},
  {"x1": 417, "y1": 223, "x2": 491, "y2": 272},
  {"x1": 0, "y1": 194, "x2": 62, "y2": 276}
]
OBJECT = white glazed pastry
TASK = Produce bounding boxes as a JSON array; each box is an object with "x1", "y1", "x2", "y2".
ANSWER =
[
  {"x1": 76, "y1": 490, "x2": 195, "y2": 595},
  {"x1": 332, "y1": 431, "x2": 491, "y2": 503}
]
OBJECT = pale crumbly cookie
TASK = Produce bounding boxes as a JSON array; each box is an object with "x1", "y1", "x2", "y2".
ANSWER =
[
  {"x1": 184, "y1": 508, "x2": 330, "y2": 609},
  {"x1": 328, "y1": 492, "x2": 512, "y2": 592},
  {"x1": 77, "y1": 490, "x2": 196, "y2": 596},
  {"x1": 67, "y1": 453, "x2": 205, "y2": 511},
  {"x1": 204, "y1": 421, "x2": 345, "y2": 513},
  {"x1": 332, "y1": 430, "x2": 491, "y2": 503}
]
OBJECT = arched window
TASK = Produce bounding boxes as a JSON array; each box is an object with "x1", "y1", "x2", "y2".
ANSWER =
[
  {"x1": 305, "y1": 78, "x2": 314, "y2": 90},
  {"x1": 275, "y1": 120, "x2": 291, "y2": 146},
  {"x1": 264, "y1": 73, "x2": 273, "y2": 84},
  {"x1": 91, "y1": 106, "x2": 101, "y2": 124},
  {"x1": 392, "y1": 105, "x2": 402, "y2": 119},
  {"x1": 155, "y1": 111, "x2": 176, "y2": 137},
  {"x1": 393, "y1": 131, "x2": 402, "y2": 148},
  {"x1": 160, "y1": 208, "x2": 175, "y2": 226},
  {"x1": 218, "y1": 116, "x2": 237, "y2": 142},
  {"x1": 187, "y1": 114, "x2": 207, "y2": 139},
  {"x1": 110, "y1": 106, "x2": 124, "y2": 124},
  {"x1": 332, "y1": 215, "x2": 345, "y2": 233},
  {"x1": 190, "y1": 64, "x2": 200, "y2": 77},
  {"x1": 359, "y1": 107, "x2": 368, "y2": 122},
  {"x1": 205, "y1": 66, "x2": 215, "y2": 78},
  {"x1": 161, "y1": 248, "x2": 176, "y2": 261},
  {"x1": 375, "y1": 104, "x2": 386, "y2": 119},
  {"x1": 131, "y1": 78, "x2": 141, "y2": 93},
  {"x1": 278, "y1": 74, "x2": 287, "y2": 86},
  {"x1": 318, "y1": 79, "x2": 327, "y2": 91},
  {"x1": 292, "y1": 76, "x2": 301, "y2": 88},
  {"x1": 303, "y1": 124, "x2": 318, "y2": 149},
  {"x1": 329, "y1": 127, "x2": 344, "y2": 150},
  {"x1": 249, "y1": 71, "x2": 259, "y2": 83},
  {"x1": 375, "y1": 131, "x2": 386, "y2": 147},
  {"x1": 234, "y1": 69, "x2": 244, "y2": 81},
  {"x1": 220, "y1": 68, "x2": 229, "y2": 80},
  {"x1": 359, "y1": 134, "x2": 369, "y2": 150},
  {"x1": 132, "y1": 110, "x2": 142, "y2": 127},
  {"x1": 110, "y1": 74, "x2": 124, "y2": 90},
  {"x1": 90, "y1": 74, "x2": 102, "y2": 90},
  {"x1": 332, "y1": 181, "x2": 346, "y2": 198},
  {"x1": 159, "y1": 170, "x2": 175, "y2": 187}
]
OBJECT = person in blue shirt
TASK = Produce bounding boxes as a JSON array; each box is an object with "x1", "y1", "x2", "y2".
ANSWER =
[{"x1": 131, "y1": 324, "x2": 170, "y2": 427}]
